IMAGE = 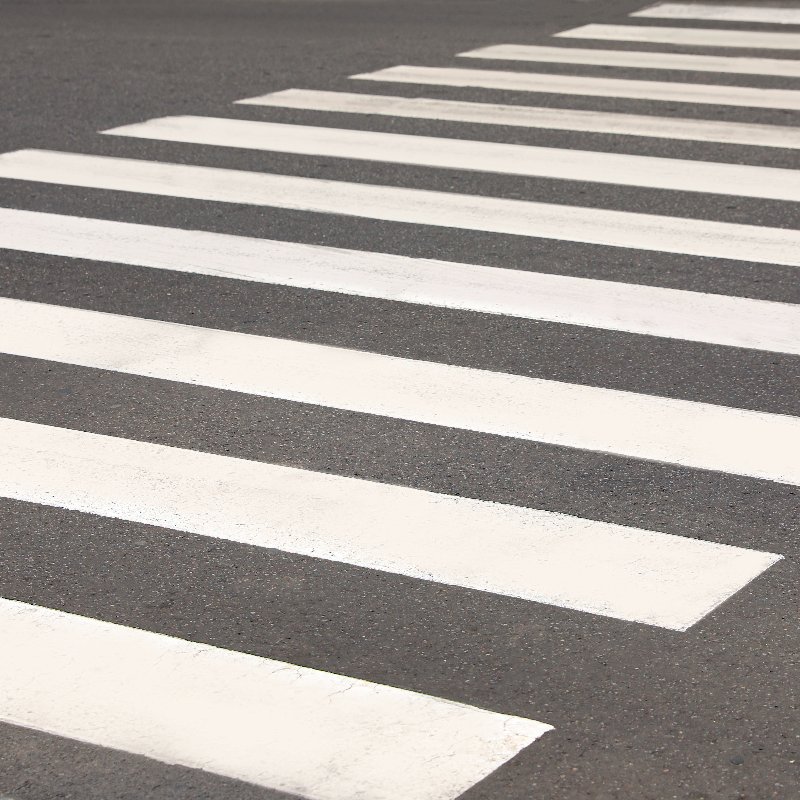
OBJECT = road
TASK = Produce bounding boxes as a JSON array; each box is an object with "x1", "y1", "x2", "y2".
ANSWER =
[{"x1": 0, "y1": 0, "x2": 798, "y2": 798}]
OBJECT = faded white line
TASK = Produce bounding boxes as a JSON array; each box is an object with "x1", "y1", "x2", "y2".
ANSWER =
[
  {"x1": 352, "y1": 65, "x2": 800, "y2": 111},
  {"x1": 1, "y1": 299, "x2": 800, "y2": 487},
  {"x1": 0, "y1": 150, "x2": 798, "y2": 265},
  {"x1": 632, "y1": 3, "x2": 800, "y2": 25},
  {"x1": 2, "y1": 208, "x2": 798, "y2": 354},
  {"x1": 238, "y1": 89, "x2": 800, "y2": 149},
  {"x1": 103, "y1": 115, "x2": 800, "y2": 202},
  {"x1": 0, "y1": 596, "x2": 552, "y2": 800},
  {"x1": 0, "y1": 419, "x2": 782, "y2": 629},
  {"x1": 459, "y1": 43, "x2": 800, "y2": 78},
  {"x1": 556, "y1": 24, "x2": 800, "y2": 50}
]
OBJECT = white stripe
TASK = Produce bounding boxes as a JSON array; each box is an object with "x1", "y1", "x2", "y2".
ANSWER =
[
  {"x1": 238, "y1": 89, "x2": 800, "y2": 149},
  {"x1": 459, "y1": 43, "x2": 800, "y2": 78},
  {"x1": 632, "y1": 3, "x2": 800, "y2": 25},
  {"x1": 2, "y1": 298, "x2": 800, "y2": 487},
  {"x1": 1, "y1": 150, "x2": 798, "y2": 266},
  {"x1": 556, "y1": 24, "x2": 800, "y2": 50},
  {"x1": 0, "y1": 419, "x2": 781, "y2": 629},
  {"x1": 2, "y1": 208, "x2": 798, "y2": 355},
  {"x1": 0, "y1": 597, "x2": 551, "y2": 799},
  {"x1": 103, "y1": 115, "x2": 800, "y2": 202},
  {"x1": 352, "y1": 65, "x2": 800, "y2": 111}
]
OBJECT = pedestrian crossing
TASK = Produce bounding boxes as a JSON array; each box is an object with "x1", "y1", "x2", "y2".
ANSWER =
[
  {"x1": 1, "y1": 1, "x2": 797, "y2": 797},
  {"x1": 2, "y1": 298, "x2": 799, "y2": 484},
  {"x1": 1, "y1": 417, "x2": 779, "y2": 630},
  {"x1": 632, "y1": 2, "x2": 800, "y2": 25},
  {"x1": 2, "y1": 209, "x2": 798, "y2": 352},
  {"x1": 103, "y1": 115, "x2": 800, "y2": 200},
  {"x1": 352, "y1": 65, "x2": 800, "y2": 110},
  {"x1": 238, "y1": 89, "x2": 800, "y2": 148},
  {"x1": 459, "y1": 43, "x2": 800, "y2": 78},
  {"x1": 1, "y1": 597, "x2": 551, "y2": 800},
  {"x1": 556, "y1": 23, "x2": 800, "y2": 49},
  {"x1": 2, "y1": 150, "x2": 798, "y2": 265}
]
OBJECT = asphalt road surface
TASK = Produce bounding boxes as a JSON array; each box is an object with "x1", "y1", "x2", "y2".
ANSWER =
[{"x1": 0, "y1": 0, "x2": 798, "y2": 798}]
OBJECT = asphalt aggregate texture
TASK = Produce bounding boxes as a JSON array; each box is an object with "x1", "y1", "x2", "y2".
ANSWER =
[{"x1": 0, "y1": 0, "x2": 798, "y2": 798}]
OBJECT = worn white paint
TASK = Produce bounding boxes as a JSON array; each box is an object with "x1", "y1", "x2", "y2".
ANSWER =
[
  {"x1": 459, "y1": 43, "x2": 800, "y2": 78},
  {"x1": 0, "y1": 596, "x2": 552, "y2": 799},
  {"x1": 632, "y1": 3, "x2": 800, "y2": 25},
  {"x1": 104, "y1": 115, "x2": 800, "y2": 202},
  {"x1": 352, "y1": 65, "x2": 800, "y2": 111},
  {"x1": 2, "y1": 299, "x2": 800, "y2": 486},
  {"x1": 0, "y1": 151, "x2": 798, "y2": 266},
  {"x1": 556, "y1": 24, "x2": 800, "y2": 50},
  {"x1": 0, "y1": 420, "x2": 782, "y2": 628},
  {"x1": 2, "y1": 209, "x2": 798, "y2": 354},
  {"x1": 238, "y1": 89, "x2": 800, "y2": 149}
]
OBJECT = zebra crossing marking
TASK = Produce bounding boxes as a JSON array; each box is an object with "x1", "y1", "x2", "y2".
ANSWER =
[
  {"x1": 352, "y1": 65, "x2": 800, "y2": 110},
  {"x1": 3, "y1": 208, "x2": 798, "y2": 354},
  {"x1": 1, "y1": 0, "x2": 798, "y2": 791},
  {"x1": 556, "y1": 24, "x2": 800, "y2": 50},
  {"x1": 238, "y1": 89, "x2": 800, "y2": 149},
  {"x1": 104, "y1": 115, "x2": 800, "y2": 202},
  {"x1": 0, "y1": 596, "x2": 552, "y2": 799},
  {"x1": 632, "y1": 3, "x2": 800, "y2": 25},
  {"x1": 458, "y1": 43, "x2": 800, "y2": 78},
  {"x1": 1, "y1": 150, "x2": 798, "y2": 266},
  {"x1": 0, "y1": 418, "x2": 781, "y2": 629},
  {"x1": 2, "y1": 298, "x2": 799, "y2": 486}
]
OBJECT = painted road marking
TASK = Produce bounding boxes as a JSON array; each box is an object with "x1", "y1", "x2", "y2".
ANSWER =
[
  {"x1": 2, "y1": 299, "x2": 800, "y2": 486},
  {"x1": 352, "y1": 65, "x2": 800, "y2": 111},
  {"x1": 2, "y1": 208, "x2": 798, "y2": 354},
  {"x1": 104, "y1": 115, "x2": 800, "y2": 202},
  {"x1": 238, "y1": 89, "x2": 800, "y2": 149},
  {"x1": 556, "y1": 24, "x2": 800, "y2": 50},
  {"x1": 0, "y1": 596, "x2": 552, "y2": 799},
  {"x1": 0, "y1": 420, "x2": 781, "y2": 629},
  {"x1": 0, "y1": 150, "x2": 798, "y2": 265},
  {"x1": 632, "y1": 3, "x2": 800, "y2": 25},
  {"x1": 459, "y1": 43, "x2": 800, "y2": 78}
]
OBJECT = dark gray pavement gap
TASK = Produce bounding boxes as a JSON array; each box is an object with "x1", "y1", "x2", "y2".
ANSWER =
[{"x1": 0, "y1": 0, "x2": 798, "y2": 798}]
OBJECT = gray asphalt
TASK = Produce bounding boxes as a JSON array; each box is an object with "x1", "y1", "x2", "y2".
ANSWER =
[{"x1": 0, "y1": 0, "x2": 798, "y2": 798}]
